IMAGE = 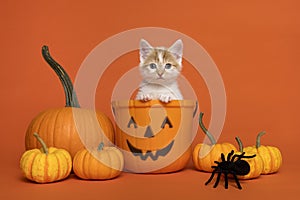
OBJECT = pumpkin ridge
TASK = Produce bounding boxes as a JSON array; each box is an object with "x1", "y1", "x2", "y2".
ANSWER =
[
  {"x1": 210, "y1": 146, "x2": 216, "y2": 171},
  {"x1": 64, "y1": 149, "x2": 72, "y2": 177},
  {"x1": 115, "y1": 147, "x2": 125, "y2": 171},
  {"x1": 96, "y1": 112, "x2": 115, "y2": 142},
  {"x1": 37, "y1": 112, "x2": 53, "y2": 148},
  {"x1": 82, "y1": 150, "x2": 90, "y2": 179},
  {"x1": 74, "y1": 150, "x2": 82, "y2": 178},
  {"x1": 107, "y1": 150, "x2": 113, "y2": 179},
  {"x1": 73, "y1": 150, "x2": 81, "y2": 178},
  {"x1": 274, "y1": 148, "x2": 282, "y2": 170},
  {"x1": 31, "y1": 154, "x2": 40, "y2": 182},
  {"x1": 59, "y1": 151, "x2": 68, "y2": 179},
  {"x1": 53, "y1": 153, "x2": 61, "y2": 180},
  {"x1": 91, "y1": 152, "x2": 100, "y2": 178},
  {"x1": 28, "y1": 151, "x2": 38, "y2": 181},
  {"x1": 268, "y1": 146, "x2": 279, "y2": 173},
  {"x1": 274, "y1": 147, "x2": 281, "y2": 172},
  {"x1": 43, "y1": 111, "x2": 54, "y2": 149},
  {"x1": 198, "y1": 145, "x2": 205, "y2": 170},
  {"x1": 192, "y1": 144, "x2": 199, "y2": 169},
  {"x1": 264, "y1": 146, "x2": 272, "y2": 173},
  {"x1": 29, "y1": 153, "x2": 38, "y2": 181},
  {"x1": 65, "y1": 109, "x2": 74, "y2": 154},
  {"x1": 32, "y1": 111, "x2": 49, "y2": 148},
  {"x1": 52, "y1": 108, "x2": 64, "y2": 148},
  {"x1": 277, "y1": 148, "x2": 282, "y2": 170},
  {"x1": 44, "y1": 154, "x2": 50, "y2": 182},
  {"x1": 72, "y1": 151, "x2": 80, "y2": 178}
]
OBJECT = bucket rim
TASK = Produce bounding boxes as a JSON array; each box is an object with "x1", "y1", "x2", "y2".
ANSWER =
[{"x1": 111, "y1": 100, "x2": 197, "y2": 108}]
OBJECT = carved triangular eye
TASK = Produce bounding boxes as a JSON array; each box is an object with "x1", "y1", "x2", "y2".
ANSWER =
[
  {"x1": 161, "y1": 116, "x2": 173, "y2": 128},
  {"x1": 127, "y1": 116, "x2": 137, "y2": 128}
]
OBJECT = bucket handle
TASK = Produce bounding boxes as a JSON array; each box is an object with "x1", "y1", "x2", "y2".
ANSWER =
[
  {"x1": 193, "y1": 101, "x2": 198, "y2": 118},
  {"x1": 111, "y1": 104, "x2": 116, "y2": 116}
]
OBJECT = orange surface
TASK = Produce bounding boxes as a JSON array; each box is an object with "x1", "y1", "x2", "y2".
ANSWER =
[{"x1": 1, "y1": 0, "x2": 300, "y2": 199}]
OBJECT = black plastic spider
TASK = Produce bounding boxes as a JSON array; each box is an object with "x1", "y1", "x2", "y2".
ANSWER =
[{"x1": 205, "y1": 150, "x2": 256, "y2": 190}]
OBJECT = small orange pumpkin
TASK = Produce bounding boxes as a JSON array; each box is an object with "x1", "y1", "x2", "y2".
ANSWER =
[
  {"x1": 235, "y1": 136, "x2": 263, "y2": 179},
  {"x1": 73, "y1": 143, "x2": 124, "y2": 180},
  {"x1": 20, "y1": 133, "x2": 72, "y2": 183},
  {"x1": 244, "y1": 131, "x2": 282, "y2": 174},
  {"x1": 192, "y1": 112, "x2": 237, "y2": 172},
  {"x1": 25, "y1": 46, "x2": 114, "y2": 158}
]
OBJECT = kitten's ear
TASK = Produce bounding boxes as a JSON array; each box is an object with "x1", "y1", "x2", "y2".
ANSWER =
[
  {"x1": 168, "y1": 39, "x2": 183, "y2": 64},
  {"x1": 140, "y1": 39, "x2": 153, "y2": 63}
]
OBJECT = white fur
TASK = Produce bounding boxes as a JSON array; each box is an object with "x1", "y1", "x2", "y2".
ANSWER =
[
  {"x1": 168, "y1": 39, "x2": 183, "y2": 64},
  {"x1": 136, "y1": 39, "x2": 183, "y2": 103}
]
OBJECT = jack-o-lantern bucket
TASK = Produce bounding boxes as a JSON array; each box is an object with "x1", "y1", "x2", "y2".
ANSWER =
[{"x1": 112, "y1": 100, "x2": 197, "y2": 173}]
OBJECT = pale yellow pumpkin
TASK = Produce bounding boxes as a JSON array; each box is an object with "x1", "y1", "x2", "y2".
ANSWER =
[
  {"x1": 244, "y1": 131, "x2": 282, "y2": 174},
  {"x1": 20, "y1": 133, "x2": 72, "y2": 183},
  {"x1": 235, "y1": 136, "x2": 263, "y2": 179}
]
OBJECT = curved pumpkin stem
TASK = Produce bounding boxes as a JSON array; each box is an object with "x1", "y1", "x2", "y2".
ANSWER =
[
  {"x1": 33, "y1": 133, "x2": 49, "y2": 155},
  {"x1": 199, "y1": 112, "x2": 216, "y2": 145},
  {"x1": 41, "y1": 45, "x2": 80, "y2": 108},
  {"x1": 235, "y1": 136, "x2": 243, "y2": 152},
  {"x1": 256, "y1": 131, "x2": 266, "y2": 148}
]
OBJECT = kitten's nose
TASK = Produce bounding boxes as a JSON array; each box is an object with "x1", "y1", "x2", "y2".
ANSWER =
[{"x1": 157, "y1": 70, "x2": 164, "y2": 77}]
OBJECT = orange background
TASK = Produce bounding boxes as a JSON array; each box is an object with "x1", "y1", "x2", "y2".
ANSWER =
[{"x1": 1, "y1": 0, "x2": 299, "y2": 199}]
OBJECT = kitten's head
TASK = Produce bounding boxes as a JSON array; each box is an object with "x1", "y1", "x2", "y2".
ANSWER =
[{"x1": 139, "y1": 39, "x2": 183, "y2": 83}]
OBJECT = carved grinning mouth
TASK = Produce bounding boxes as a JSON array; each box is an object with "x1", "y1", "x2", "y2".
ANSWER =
[{"x1": 126, "y1": 140, "x2": 174, "y2": 161}]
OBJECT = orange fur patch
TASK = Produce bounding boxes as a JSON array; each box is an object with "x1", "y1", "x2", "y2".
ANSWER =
[{"x1": 142, "y1": 48, "x2": 180, "y2": 69}]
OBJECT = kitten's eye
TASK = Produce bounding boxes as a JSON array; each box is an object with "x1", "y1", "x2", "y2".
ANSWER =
[
  {"x1": 149, "y1": 63, "x2": 157, "y2": 69},
  {"x1": 165, "y1": 63, "x2": 172, "y2": 69}
]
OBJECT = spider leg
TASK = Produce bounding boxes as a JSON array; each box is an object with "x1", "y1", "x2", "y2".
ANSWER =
[
  {"x1": 205, "y1": 170, "x2": 216, "y2": 185},
  {"x1": 232, "y1": 172, "x2": 242, "y2": 190},
  {"x1": 241, "y1": 154, "x2": 256, "y2": 159},
  {"x1": 221, "y1": 153, "x2": 225, "y2": 162},
  {"x1": 214, "y1": 161, "x2": 220, "y2": 165},
  {"x1": 231, "y1": 152, "x2": 245, "y2": 162},
  {"x1": 213, "y1": 172, "x2": 222, "y2": 188},
  {"x1": 224, "y1": 172, "x2": 229, "y2": 189},
  {"x1": 227, "y1": 150, "x2": 234, "y2": 161},
  {"x1": 232, "y1": 152, "x2": 256, "y2": 162}
]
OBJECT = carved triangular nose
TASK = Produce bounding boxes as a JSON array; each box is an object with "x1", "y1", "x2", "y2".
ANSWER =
[{"x1": 144, "y1": 126, "x2": 154, "y2": 138}]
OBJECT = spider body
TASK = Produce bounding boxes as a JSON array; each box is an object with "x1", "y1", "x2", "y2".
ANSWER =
[{"x1": 205, "y1": 150, "x2": 256, "y2": 190}]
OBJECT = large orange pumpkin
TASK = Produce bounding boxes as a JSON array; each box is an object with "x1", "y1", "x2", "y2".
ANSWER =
[
  {"x1": 25, "y1": 46, "x2": 114, "y2": 158},
  {"x1": 112, "y1": 100, "x2": 197, "y2": 173},
  {"x1": 192, "y1": 112, "x2": 237, "y2": 172}
]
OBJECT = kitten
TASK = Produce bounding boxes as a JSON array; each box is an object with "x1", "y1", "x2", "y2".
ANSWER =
[{"x1": 136, "y1": 39, "x2": 183, "y2": 103}]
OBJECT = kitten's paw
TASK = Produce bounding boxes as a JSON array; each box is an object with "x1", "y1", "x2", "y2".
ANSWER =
[
  {"x1": 136, "y1": 94, "x2": 152, "y2": 101},
  {"x1": 159, "y1": 94, "x2": 172, "y2": 103}
]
